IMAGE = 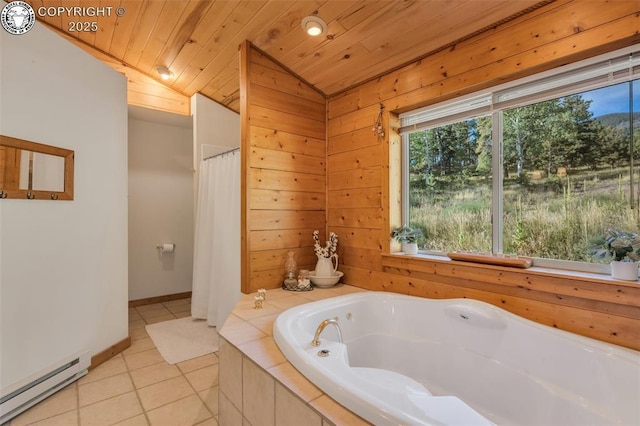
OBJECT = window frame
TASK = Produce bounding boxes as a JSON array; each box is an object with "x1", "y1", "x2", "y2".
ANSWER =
[{"x1": 399, "y1": 44, "x2": 640, "y2": 274}]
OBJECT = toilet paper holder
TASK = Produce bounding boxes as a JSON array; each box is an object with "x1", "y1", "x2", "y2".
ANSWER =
[{"x1": 156, "y1": 243, "x2": 175, "y2": 253}]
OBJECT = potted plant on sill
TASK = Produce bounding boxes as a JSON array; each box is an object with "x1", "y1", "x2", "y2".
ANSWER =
[
  {"x1": 589, "y1": 229, "x2": 640, "y2": 281},
  {"x1": 391, "y1": 226, "x2": 424, "y2": 255}
]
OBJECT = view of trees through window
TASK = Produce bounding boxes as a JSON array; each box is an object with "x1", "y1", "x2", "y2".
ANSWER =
[{"x1": 408, "y1": 80, "x2": 640, "y2": 263}]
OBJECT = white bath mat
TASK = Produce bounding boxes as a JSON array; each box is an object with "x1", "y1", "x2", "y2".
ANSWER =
[{"x1": 145, "y1": 317, "x2": 218, "y2": 365}]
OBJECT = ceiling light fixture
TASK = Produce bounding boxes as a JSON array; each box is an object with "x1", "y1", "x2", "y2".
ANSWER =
[
  {"x1": 301, "y1": 15, "x2": 327, "y2": 37},
  {"x1": 155, "y1": 65, "x2": 173, "y2": 80}
]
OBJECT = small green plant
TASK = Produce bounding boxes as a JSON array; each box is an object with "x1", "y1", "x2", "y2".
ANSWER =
[
  {"x1": 589, "y1": 229, "x2": 640, "y2": 262},
  {"x1": 391, "y1": 226, "x2": 424, "y2": 244}
]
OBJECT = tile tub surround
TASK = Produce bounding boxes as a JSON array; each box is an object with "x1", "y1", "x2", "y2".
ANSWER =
[{"x1": 218, "y1": 285, "x2": 372, "y2": 426}]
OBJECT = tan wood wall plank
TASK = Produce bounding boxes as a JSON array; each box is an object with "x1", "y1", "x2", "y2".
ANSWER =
[
  {"x1": 327, "y1": 90, "x2": 362, "y2": 121},
  {"x1": 251, "y1": 247, "x2": 318, "y2": 273},
  {"x1": 327, "y1": 207, "x2": 384, "y2": 229},
  {"x1": 337, "y1": 246, "x2": 382, "y2": 272},
  {"x1": 327, "y1": 104, "x2": 380, "y2": 138},
  {"x1": 250, "y1": 168, "x2": 325, "y2": 193},
  {"x1": 329, "y1": 226, "x2": 383, "y2": 251},
  {"x1": 127, "y1": 79, "x2": 191, "y2": 103},
  {"x1": 248, "y1": 104, "x2": 326, "y2": 140},
  {"x1": 327, "y1": 145, "x2": 381, "y2": 172},
  {"x1": 327, "y1": 187, "x2": 382, "y2": 209},
  {"x1": 250, "y1": 210, "x2": 325, "y2": 231},
  {"x1": 327, "y1": 127, "x2": 379, "y2": 155},
  {"x1": 250, "y1": 147, "x2": 325, "y2": 175},
  {"x1": 250, "y1": 228, "x2": 317, "y2": 252},
  {"x1": 250, "y1": 126, "x2": 325, "y2": 158},
  {"x1": 249, "y1": 62, "x2": 325, "y2": 103},
  {"x1": 339, "y1": 264, "x2": 409, "y2": 294},
  {"x1": 328, "y1": 167, "x2": 381, "y2": 190},
  {"x1": 127, "y1": 92, "x2": 189, "y2": 116},
  {"x1": 250, "y1": 269, "x2": 301, "y2": 290},
  {"x1": 250, "y1": 189, "x2": 325, "y2": 211},
  {"x1": 249, "y1": 83, "x2": 325, "y2": 122}
]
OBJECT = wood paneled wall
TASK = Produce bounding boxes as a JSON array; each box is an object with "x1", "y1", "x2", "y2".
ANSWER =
[
  {"x1": 326, "y1": 0, "x2": 640, "y2": 351},
  {"x1": 241, "y1": 42, "x2": 326, "y2": 293}
]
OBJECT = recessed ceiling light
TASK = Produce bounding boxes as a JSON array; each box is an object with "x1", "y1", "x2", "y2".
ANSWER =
[
  {"x1": 301, "y1": 15, "x2": 327, "y2": 37},
  {"x1": 155, "y1": 65, "x2": 173, "y2": 80}
]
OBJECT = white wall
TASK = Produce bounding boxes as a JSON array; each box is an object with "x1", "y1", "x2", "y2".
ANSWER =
[
  {"x1": 0, "y1": 25, "x2": 128, "y2": 389},
  {"x1": 191, "y1": 94, "x2": 240, "y2": 221},
  {"x1": 191, "y1": 93, "x2": 240, "y2": 170},
  {"x1": 128, "y1": 108, "x2": 194, "y2": 300}
]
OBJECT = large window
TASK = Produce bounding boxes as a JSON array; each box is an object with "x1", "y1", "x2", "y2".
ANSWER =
[{"x1": 400, "y1": 46, "x2": 640, "y2": 271}]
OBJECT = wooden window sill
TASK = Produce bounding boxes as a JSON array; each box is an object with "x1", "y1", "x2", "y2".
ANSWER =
[{"x1": 381, "y1": 252, "x2": 640, "y2": 290}]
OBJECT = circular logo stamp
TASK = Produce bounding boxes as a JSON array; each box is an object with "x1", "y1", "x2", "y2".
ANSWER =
[{"x1": 1, "y1": 1, "x2": 36, "y2": 35}]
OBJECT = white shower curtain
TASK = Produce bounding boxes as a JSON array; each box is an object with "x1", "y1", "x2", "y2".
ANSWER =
[{"x1": 191, "y1": 150, "x2": 241, "y2": 327}]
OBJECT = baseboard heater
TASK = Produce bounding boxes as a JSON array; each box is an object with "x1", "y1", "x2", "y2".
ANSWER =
[{"x1": 0, "y1": 351, "x2": 90, "y2": 424}]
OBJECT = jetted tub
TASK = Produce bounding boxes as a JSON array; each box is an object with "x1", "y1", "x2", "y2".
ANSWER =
[{"x1": 273, "y1": 292, "x2": 640, "y2": 426}]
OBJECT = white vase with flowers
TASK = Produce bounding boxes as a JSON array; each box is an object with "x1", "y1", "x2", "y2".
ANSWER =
[{"x1": 313, "y1": 230, "x2": 339, "y2": 277}]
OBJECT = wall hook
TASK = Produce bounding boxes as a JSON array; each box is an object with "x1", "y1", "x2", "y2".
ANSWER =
[
  {"x1": 26, "y1": 192, "x2": 35, "y2": 200},
  {"x1": 51, "y1": 193, "x2": 59, "y2": 200},
  {"x1": 0, "y1": 190, "x2": 7, "y2": 199}
]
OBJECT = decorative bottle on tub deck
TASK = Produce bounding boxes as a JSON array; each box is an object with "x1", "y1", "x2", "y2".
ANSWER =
[{"x1": 283, "y1": 251, "x2": 298, "y2": 288}]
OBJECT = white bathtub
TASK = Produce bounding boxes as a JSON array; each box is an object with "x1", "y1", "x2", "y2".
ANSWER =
[{"x1": 273, "y1": 292, "x2": 640, "y2": 426}]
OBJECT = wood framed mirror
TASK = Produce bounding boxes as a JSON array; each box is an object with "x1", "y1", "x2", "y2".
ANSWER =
[{"x1": 0, "y1": 135, "x2": 74, "y2": 200}]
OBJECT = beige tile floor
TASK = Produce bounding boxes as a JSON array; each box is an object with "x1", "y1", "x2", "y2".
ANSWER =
[{"x1": 8, "y1": 298, "x2": 219, "y2": 426}]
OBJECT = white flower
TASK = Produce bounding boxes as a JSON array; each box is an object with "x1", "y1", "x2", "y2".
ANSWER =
[{"x1": 313, "y1": 230, "x2": 338, "y2": 258}]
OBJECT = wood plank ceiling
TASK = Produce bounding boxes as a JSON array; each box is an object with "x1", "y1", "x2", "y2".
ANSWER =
[{"x1": 25, "y1": 0, "x2": 550, "y2": 114}]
